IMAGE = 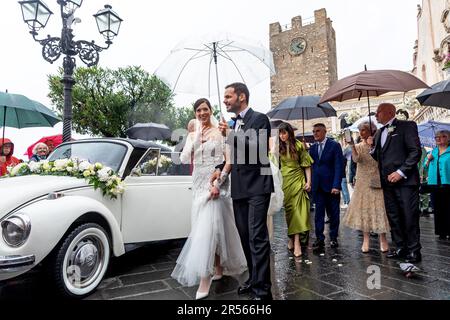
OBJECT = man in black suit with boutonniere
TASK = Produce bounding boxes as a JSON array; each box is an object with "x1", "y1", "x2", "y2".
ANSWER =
[
  {"x1": 211, "y1": 82, "x2": 274, "y2": 301},
  {"x1": 368, "y1": 103, "x2": 422, "y2": 263}
]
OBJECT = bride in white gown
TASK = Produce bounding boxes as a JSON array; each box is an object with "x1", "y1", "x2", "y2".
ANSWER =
[{"x1": 171, "y1": 98, "x2": 247, "y2": 300}]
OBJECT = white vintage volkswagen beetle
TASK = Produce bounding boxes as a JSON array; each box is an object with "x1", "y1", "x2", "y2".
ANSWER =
[{"x1": 0, "y1": 138, "x2": 192, "y2": 298}]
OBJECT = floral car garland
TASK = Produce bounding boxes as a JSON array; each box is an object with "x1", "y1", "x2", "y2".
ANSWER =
[
  {"x1": 7, "y1": 159, "x2": 125, "y2": 199},
  {"x1": 142, "y1": 154, "x2": 172, "y2": 174}
]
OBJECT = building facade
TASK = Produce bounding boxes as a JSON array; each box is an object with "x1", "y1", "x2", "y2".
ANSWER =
[
  {"x1": 413, "y1": 0, "x2": 450, "y2": 123},
  {"x1": 269, "y1": 9, "x2": 338, "y2": 132}
]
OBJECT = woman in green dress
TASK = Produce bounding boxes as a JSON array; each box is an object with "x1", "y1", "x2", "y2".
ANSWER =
[{"x1": 274, "y1": 123, "x2": 314, "y2": 257}]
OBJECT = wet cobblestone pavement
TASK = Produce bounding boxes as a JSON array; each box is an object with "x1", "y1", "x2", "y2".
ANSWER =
[{"x1": 1, "y1": 210, "x2": 449, "y2": 300}]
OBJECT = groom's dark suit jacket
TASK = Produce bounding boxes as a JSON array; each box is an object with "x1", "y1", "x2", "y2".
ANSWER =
[
  {"x1": 227, "y1": 108, "x2": 274, "y2": 200},
  {"x1": 371, "y1": 118, "x2": 421, "y2": 186}
]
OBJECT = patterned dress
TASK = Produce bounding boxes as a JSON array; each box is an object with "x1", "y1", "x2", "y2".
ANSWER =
[{"x1": 343, "y1": 142, "x2": 390, "y2": 233}]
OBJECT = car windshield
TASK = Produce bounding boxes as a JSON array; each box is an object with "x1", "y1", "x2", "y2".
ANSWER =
[{"x1": 48, "y1": 141, "x2": 128, "y2": 173}]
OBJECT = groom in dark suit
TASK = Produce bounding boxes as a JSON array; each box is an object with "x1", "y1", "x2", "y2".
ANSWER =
[
  {"x1": 213, "y1": 82, "x2": 274, "y2": 300},
  {"x1": 369, "y1": 103, "x2": 422, "y2": 263}
]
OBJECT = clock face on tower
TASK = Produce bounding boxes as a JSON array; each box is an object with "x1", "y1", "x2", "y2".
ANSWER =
[{"x1": 289, "y1": 37, "x2": 307, "y2": 55}]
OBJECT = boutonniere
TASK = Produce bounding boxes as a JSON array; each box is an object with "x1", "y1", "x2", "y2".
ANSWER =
[{"x1": 387, "y1": 126, "x2": 396, "y2": 134}]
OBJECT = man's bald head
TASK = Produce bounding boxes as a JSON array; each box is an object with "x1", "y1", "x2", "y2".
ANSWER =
[{"x1": 376, "y1": 103, "x2": 397, "y2": 125}]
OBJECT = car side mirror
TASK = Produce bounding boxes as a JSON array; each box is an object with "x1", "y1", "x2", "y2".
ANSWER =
[{"x1": 130, "y1": 168, "x2": 142, "y2": 177}]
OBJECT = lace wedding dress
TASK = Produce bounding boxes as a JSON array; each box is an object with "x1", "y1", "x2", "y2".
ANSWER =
[{"x1": 171, "y1": 128, "x2": 247, "y2": 287}]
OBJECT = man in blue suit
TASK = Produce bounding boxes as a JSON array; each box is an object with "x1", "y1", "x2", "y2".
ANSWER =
[{"x1": 309, "y1": 123, "x2": 343, "y2": 250}]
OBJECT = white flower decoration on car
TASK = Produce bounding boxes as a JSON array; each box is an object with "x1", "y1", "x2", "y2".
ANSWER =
[{"x1": 6, "y1": 159, "x2": 125, "y2": 199}]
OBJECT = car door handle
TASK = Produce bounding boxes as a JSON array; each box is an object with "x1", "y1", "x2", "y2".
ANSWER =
[{"x1": 188, "y1": 187, "x2": 192, "y2": 190}]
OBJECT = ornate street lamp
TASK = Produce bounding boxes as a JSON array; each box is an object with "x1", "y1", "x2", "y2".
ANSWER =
[{"x1": 19, "y1": 0, "x2": 123, "y2": 142}]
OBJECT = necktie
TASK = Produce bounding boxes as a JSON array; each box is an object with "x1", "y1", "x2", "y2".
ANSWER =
[{"x1": 318, "y1": 142, "x2": 324, "y2": 160}]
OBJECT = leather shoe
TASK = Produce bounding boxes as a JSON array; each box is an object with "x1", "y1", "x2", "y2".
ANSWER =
[
  {"x1": 405, "y1": 252, "x2": 422, "y2": 263},
  {"x1": 330, "y1": 240, "x2": 339, "y2": 248},
  {"x1": 386, "y1": 248, "x2": 407, "y2": 259},
  {"x1": 237, "y1": 284, "x2": 252, "y2": 295}
]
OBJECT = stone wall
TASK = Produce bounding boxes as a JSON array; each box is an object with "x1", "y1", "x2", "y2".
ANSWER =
[{"x1": 269, "y1": 8, "x2": 338, "y2": 108}]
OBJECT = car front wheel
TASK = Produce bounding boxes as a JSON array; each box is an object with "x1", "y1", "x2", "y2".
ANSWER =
[{"x1": 50, "y1": 223, "x2": 110, "y2": 298}]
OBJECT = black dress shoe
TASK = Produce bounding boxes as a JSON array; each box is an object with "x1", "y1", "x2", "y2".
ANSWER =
[
  {"x1": 386, "y1": 249, "x2": 407, "y2": 259},
  {"x1": 312, "y1": 240, "x2": 325, "y2": 248},
  {"x1": 405, "y1": 252, "x2": 422, "y2": 263},
  {"x1": 237, "y1": 284, "x2": 252, "y2": 295},
  {"x1": 330, "y1": 240, "x2": 339, "y2": 248}
]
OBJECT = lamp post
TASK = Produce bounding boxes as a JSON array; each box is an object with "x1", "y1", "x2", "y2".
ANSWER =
[{"x1": 19, "y1": 0, "x2": 123, "y2": 142}]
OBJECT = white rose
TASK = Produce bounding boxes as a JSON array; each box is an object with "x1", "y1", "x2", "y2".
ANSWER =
[
  {"x1": 95, "y1": 163, "x2": 103, "y2": 170},
  {"x1": 79, "y1": 161, "x2": 92, "y2": 172},
  {"x1": 54, "y1": 159, "x2": 68, "y2": 171},
  {"x1": 97, "y1": 168, "x2": 111, "y2": 182},
  {"x1": 83, "y1": 170, "x2": 91, "y2": 177},
  {"x1": 28, "y1": 161, "x2": 41, "y2": 173}
]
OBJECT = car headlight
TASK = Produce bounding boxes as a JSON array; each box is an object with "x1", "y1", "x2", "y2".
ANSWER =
[{"x1": 1, "y1": 214, "x2": 31, "y2": 247}]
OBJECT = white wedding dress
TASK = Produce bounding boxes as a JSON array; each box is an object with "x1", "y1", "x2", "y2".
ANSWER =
[{"x1": 171, "y1": 128, "x2": 247, "y2": 287}]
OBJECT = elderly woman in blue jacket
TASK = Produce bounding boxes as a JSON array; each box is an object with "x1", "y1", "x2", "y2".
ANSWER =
[{"x1": 424, "y1": 130, "x2": 450, "y2": 240}]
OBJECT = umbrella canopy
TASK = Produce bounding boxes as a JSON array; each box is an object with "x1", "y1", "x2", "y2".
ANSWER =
[
  {"x1": 0, "y1": 91, "x2": 61, "y2": 144},
  {"x1": 348, "y1": 116, "x2": 382, "y2": 132},
  {"x1": 417, "y1": 120, "x2": 450, "y2": 148},
  {"x1": 270, "y1": 119, "x2": 297, "y2": 130},
  {"x1": 267, "y1": 95, "x2": 336, "y2": 137},
  {"x1": 319, "y1": 69, "x2": 429, "y2": 134},
  {"x1": 416, "y1": 79, "x2": 450, "y2": 109},
  {"x1": 126, "y1": 123, "x2": 172, "y2": 141},
  {"x1": 154, "y1": 32, "x2": 275, "y2": 115},
  {"x1": 320, "y1": 69, "x2": 430, "y2": 103},
  {"x1": 267, "y1": 96, "x2": 336, "y2": 120},
  {"x1": 25, "y1": 134, "x2": 65, "y2": 159}
]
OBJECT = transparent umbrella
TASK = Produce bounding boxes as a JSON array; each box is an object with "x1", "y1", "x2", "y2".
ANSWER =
[{"x1": 154, "y1": 32, "x2": 275, "y2": 117}]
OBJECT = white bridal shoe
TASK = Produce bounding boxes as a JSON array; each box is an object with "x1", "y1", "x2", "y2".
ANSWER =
[
  {"x1": 195, "y1": 290, "x2": 209, "y2": 300},
  {"x1": 195, "y1": 277, "x2": 212, "y2": 300}
]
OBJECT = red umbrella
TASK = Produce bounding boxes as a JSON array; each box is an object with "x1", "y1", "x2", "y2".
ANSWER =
[{"x1": 25, "y1": 134, "x2": 66, "y2": 159}]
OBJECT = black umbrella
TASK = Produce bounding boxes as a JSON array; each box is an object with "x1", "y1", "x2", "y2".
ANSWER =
[
  {"x1": 416, "y1": 79, "x2": 450, "y2": 109},
  {"x1": 267, "y1": 95, "x2": 337, "y2": 138},
  {"x1": 126, "y1": 123, "x2": 171, "y2": 141}
]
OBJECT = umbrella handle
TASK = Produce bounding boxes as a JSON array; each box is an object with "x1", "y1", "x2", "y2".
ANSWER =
[
  {"x1": 2, "y1": 106, "x2": 6, "y2": 147},
  {"x1": 213, "y1": 42, "x2": 223, "y2": 119}
]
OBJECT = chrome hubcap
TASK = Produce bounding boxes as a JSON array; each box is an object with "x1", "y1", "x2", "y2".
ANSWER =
[
  {"x1": 74, "y1": 242, "x2": 99, "y2": 279},
  {"x1": 66, "y1": 236, "x2": 104, "y2": 288}
]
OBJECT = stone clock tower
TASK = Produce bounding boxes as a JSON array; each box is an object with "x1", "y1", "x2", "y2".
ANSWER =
[{"x1": 270, "y1": 9, "x2": 338, "y2": 108}]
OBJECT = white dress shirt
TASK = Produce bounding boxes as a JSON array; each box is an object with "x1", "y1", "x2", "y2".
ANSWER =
[
  {"x1": 235, "y1": 106, "x2": 250, "y2": 132},
  {"x1": 381, "y1": 117, "x2": 407, "y2": 179},
  {"x1": 381, "y1": 117, "x2": 395, "y2": 148}
]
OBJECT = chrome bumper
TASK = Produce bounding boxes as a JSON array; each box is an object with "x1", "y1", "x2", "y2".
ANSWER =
[{"x1": 0, "y1": 255, "x2": 35, "y2": 272}]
